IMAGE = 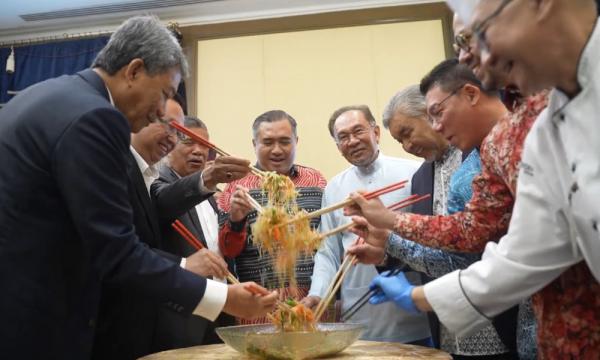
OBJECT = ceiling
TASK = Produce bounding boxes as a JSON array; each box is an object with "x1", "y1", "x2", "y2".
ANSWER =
[{"x1": 0, "y1": 0, "x2": 439, "y2": 43}]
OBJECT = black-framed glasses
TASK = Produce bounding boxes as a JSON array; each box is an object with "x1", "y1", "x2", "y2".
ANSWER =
[
  {"x1": 428, "y1": 85, "x2": 464, "y2": 124},
  {"x1": 472, "y1": 0, "x2": 512, "y2": 52}
]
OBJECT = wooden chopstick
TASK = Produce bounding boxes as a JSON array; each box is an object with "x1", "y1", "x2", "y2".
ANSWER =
[
  {"x1": 281, "y1": 180, "x2": 409, "y2": 227},
  {"x1": 169, "y1": 121, "x2": 266, "y2": 178},
  {"x1": 312, "y1": 193, "x2": 431, "y2": 319},
  {"x1": 314, "y1": 254, "x2": 355, "y2": 320},
  {"x1": 171, "y1": 220, "x2": 239, "y2": 285}
]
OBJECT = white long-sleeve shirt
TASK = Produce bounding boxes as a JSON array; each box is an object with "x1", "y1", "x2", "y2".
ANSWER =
[
  {"x1": 424, "y1": 22, "x2": 600, "y2": 337},
  {"x1": 309, "y1": 153, "x2": 431, "y2": 342}
]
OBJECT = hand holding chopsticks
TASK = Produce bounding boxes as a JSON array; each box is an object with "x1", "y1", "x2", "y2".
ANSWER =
[
  {"x1": 169, "y1": 121, "x2": 266, "y2": 179},
  {"x1": 340, "y1": 268, "x2": 403, "y2": 322},
  {"x1": 171, "y1": 220, "x2": 239, "y2": 284},
  {"x1": 281, "y1": 180, "x2": 409, "y2": 227}
]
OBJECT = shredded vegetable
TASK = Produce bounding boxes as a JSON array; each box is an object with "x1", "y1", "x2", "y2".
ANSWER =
[
  {"x1": 251, "y1": 172, "x2": 322, "y2": 288},
  {"x1": 270, "y1": 299, "x2": 316, "y2": 332}
]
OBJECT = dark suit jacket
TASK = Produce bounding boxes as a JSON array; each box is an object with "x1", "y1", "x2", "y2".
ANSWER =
[
  {"x1": 0, "y1": 69, "x2": 207, "y2": 359},
  {"x1": 92, "y1": 153, "x2": 190, "y2": 360},
  {"x1": 151, "y1": 165, "x2": 235, "y2": 348}
]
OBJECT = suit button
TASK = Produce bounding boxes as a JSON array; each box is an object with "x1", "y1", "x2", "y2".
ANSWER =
[{"x1": 571, "y1": 182, "x2": 579, "y2": 193}]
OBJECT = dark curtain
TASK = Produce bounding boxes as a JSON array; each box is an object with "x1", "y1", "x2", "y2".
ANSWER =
[{"x1": 0, "y1": 36, "x2": 109, "y2": 104}]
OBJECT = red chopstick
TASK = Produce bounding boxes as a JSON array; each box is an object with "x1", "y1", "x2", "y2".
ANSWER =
[
  {"x1": 388, "y1": 194, "x2": 431, "y2": 211},
  {"x1": 172, "y1": 220, "x2": 204, "y2": 250},
  {"x1": 364, "y1": 180, "x2": 409, "y2": 199}
]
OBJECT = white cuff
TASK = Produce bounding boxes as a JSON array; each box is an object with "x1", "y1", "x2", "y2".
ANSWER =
[
  {"x1": 193, "y1": 279, "x2": 228, "y2": 321},
  {"x1": 200, "y1": 172, "x2": 217, "y2": 193},
  {"x1": 423, "y1": 270, "x2": 490, "y2": 337},
  {"x1": 180, "y1": 257, "x2": 186, "y2": 268}
]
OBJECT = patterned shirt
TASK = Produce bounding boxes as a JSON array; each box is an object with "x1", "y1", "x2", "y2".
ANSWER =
[
  {"x1": 217, "y1": 164, "x2": 326, "y2": 324},
  {"x1": 390, "y1": 150, "x2": 508, "y2": 355}
]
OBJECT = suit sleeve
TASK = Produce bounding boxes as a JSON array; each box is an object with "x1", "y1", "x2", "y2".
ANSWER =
[
  {"x1": 151, "y1": 171, "x2": 213, "y2": 223},
  {"x1": 52, "y1": 108, "x2": 207, "y2": 316}
]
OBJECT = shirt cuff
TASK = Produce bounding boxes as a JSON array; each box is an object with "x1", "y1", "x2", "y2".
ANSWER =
[
  {"x1": 180, "y1": 257, "x2": 186, "y2": 268},
  {"x1": 229, "y1": 219, "x2": 246, "y2": 232},
  {"x1": 423, "y1": 270, "x2": 490, "y2": 337},
  {"x1": 200, "y1": 172, "x2": 217, "y2": 193},
  {"x1": 192, "y1": 279, "x2": 228, "y2": 321}
]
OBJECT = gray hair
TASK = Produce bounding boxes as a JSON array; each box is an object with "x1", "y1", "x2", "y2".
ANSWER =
[
  {"x1": 93, "y1": 15, "x2": 189, "y2": 78},
  {"x1": 252, "y1": 110, "x2": 297, "y2": 140},
  {"x1": 184, "y1": 116, "x2": 208, "y2": 131},
  {"x1": 382, "y1": 85, "x2": 428, "y2": 129}
]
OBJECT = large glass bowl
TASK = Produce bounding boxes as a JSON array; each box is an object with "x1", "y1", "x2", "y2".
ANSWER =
[{"x1": 215, "y1": 322, "x2": 366, "y2": 359}]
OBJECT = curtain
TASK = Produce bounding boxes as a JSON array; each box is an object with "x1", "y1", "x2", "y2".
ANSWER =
[{"x1": 1, "y1": 36, "x2": 109, "y2": 104}]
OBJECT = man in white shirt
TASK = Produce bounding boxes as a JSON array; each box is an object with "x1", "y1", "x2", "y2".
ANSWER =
[
  {"x1": 346, "y1": 0, "x2": 600, "y2": 356},
  {"x1": 95, "y1": 95, "x2": 252, "y2": 359},
  {"x1": 301, "y1": 105, "x2": 430, "y2": 344}
]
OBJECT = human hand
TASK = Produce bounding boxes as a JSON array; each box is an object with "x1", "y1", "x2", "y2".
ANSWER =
[
  {"x1": 349, "y1": 216, "x2": 391, "y2": 248},
  {"x1": 185, "y1": 249, "x2": 229, "y2": 279},
  {"x1": 368, "y1": 272, "x2": 420, "y2": 314},
  {"x1": 343, "y1": 192, "x2": 397, "y2": 230},
  {"x1": 299, "y1": 295, "x2": 321, "y2": 310},
  {"x1": 347, "y1": 242, "x2": 386, "y2": 265},
  {"x1": 202, "y1": 156, "x2": 251, "y2": 189},
  {"x1": 229, "y1": 185, "x2": 253, "y2": 222},
  {"x1": 222, "y1": 282, "x2": 278, "y2": 319}
]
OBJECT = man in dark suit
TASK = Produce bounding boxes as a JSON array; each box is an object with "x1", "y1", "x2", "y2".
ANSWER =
[
  {"x1": 93, "y1": 98, "x2": 231, "y2": 359},
  {"x1": 0, "y1": 16, "x2": 277, "y2": 359},
  {"x1": 152, "y1": 116, "x2": 235, "y2": 348}
]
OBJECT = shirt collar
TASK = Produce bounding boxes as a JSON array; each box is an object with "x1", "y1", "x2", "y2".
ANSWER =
[
  {"x1": 104, "y1": 84, "x2": 115, "y2": 106},
  {"x1": 436, "y1": 146, "x2": 460, "y2": 165},
  {"x1": 130, "y1": 145, "x2": 158, "y2": 178},
  {"x1": 355, "y1": 151, "x2": 382, "y2": 175}
]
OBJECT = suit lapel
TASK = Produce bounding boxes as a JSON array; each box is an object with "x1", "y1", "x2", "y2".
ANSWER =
[{"x1": 128, "y1": 152, "x2": 162, "y2": 245}]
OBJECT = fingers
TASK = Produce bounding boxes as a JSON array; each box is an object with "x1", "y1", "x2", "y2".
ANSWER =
[
  {"x1": 204, "y1": 251, "x2": 229, "y2": 279},
  {"x1": 369, "y1": 293, "x2": 389, "y2": 305}
]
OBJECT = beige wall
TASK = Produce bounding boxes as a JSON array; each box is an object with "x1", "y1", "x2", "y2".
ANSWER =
[{"x1": 196, "y1": 19, "x2": 446, "y2": 179}]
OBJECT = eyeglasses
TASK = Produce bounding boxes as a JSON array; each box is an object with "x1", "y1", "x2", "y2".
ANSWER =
[
  {"x1": 428, "y1": 85, "x2": 463, "y2": 124},
  {"x1": 454, "y1": 32, "x2": 473, "y2": 53},
  {"x1": 336, "y1": 126, "x2": 372, "y2": 146},
  {"x1": 472, "y1": 0, "x2": 512, "y2": 53}
]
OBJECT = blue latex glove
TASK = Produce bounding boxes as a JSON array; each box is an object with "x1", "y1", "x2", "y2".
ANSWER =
[{"x1": 368, "y1": 272, "x2": 420, "y2": 314}]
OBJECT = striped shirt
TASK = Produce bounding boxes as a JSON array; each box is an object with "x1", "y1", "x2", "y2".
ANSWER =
[{"x1": 218, "y1": 165, "x2": 326, "y2": 323}]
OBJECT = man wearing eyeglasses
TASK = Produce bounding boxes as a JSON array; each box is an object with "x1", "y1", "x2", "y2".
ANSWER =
[
  {"x1": 301, "y1": 105, "x2": 430, "y2": 345},
  {"x1": 94, "y1": 96, "x2": 252, "y2": 359},
  {"x1": 151, "y1": 115, "x2": 236, "y2": 348},
  {"x1": 349, "y1": 0, "x2": 600, "y2": 357}
]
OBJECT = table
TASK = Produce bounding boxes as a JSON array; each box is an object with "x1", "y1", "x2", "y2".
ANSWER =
[{"x1": 139, "y1": 340, "x2": 451, "y2": 359}]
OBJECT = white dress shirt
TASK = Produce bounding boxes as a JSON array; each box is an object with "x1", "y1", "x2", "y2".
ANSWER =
[
  {"x1": 424, "y1": 22, "x2": 600, "y2": 337},
  {"x1": 125, "y1": 122, "x2": 226, "y2": 320},
  {"x1": 195, "y1": 199, "x2": 226, "y2": 283},
  {"x1": 310, "y1": 153, "x2": 431, "y2": 342}
]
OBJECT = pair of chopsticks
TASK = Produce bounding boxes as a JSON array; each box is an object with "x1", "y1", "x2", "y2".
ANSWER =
[
  {"x1": 172, "y1": 220, "x2": 289, "y2": 307},
  {"x1": 314, "y1": 193, "x2": 431, "y2": 241},
  {"x1": 169, "y1": 121, "x2": 266, "y2": 178},
  {"x1": 312, "y1": 193, "x2": 431, "y2": 320},
  {"x1": 340, "y1": 268, "x2": 403, "y2": 322},
  {"x1": 171, "y1": 219, "x2": 239, "y2": 284},
  {"x1": 281, "y1": 180, "x2": 409, "y2": 227}
]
